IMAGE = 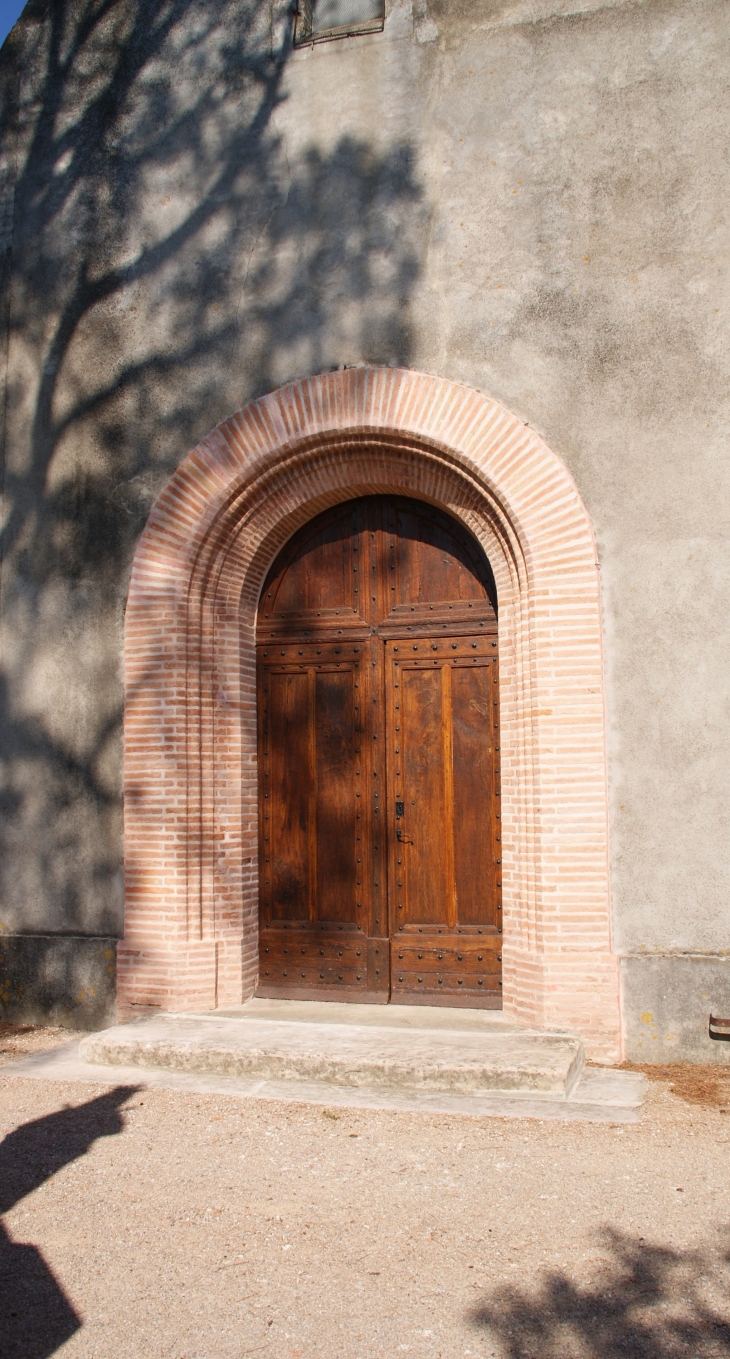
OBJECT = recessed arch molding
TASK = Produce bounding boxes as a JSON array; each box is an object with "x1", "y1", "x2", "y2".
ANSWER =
[{"x1": 121, "y1": 367, "x2": 619, "y2": 1060}]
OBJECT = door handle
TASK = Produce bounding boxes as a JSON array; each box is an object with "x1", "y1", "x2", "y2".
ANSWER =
[{"x1": 395, "y1": 801, "x2": 413, "y2": 842}]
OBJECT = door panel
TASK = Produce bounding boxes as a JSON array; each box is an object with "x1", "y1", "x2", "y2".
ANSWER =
[
  {"x1": 380, "y1": 498, "x2": 496, "y2": 638},
  {"x1": 451, "y1": 663, "x2": 500, "y2": 928},
  {"x1": 385, "y1": 635, "x2": 502, "y2": 1007},
  {"x1": 396, "y1": 664, "x2": 451, "y2": 927},
  {"x1": 257, "y1": 639, "x2": 389, "y2": 1002},
  {"x1": 255, "y1": 496, "x2": 501, "y2": 1007},
  {"x1": 314, "y1": 669, "x2": 358, "y2": 923},
  {"x1": 266, "y1": 670, "x2": 310, "y2": 923},
  {"x1": 259, "y1": 499, "x2": 370, "y2": 638},
  {"x1": 389, "y1": 501, "x2": 491, "y2": 608}
]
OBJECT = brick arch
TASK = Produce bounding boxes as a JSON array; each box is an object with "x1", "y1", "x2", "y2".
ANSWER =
[{"x1": 120, "y1": 368, "x2": 619, "y2": 1060}]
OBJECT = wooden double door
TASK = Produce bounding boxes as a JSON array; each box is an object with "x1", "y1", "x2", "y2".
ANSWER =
[{"x1": 256, "y1": 496, "x2": 502, "y2": 1007}]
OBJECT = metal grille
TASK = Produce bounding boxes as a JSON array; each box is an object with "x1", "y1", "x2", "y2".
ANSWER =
[{"x1": 295, "y1": 0, "x2": 385, "y2": 45}]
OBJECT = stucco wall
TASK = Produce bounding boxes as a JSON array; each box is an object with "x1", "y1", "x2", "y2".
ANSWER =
[{"x1": 0, "y1": 0, "x2": 728, "y2": 1053}]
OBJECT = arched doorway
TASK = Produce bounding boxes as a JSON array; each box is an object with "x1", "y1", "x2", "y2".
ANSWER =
[
  {"x1": 256, "y1": 495, "x2": 502, "y2": 1006},
  {"x1": 119, "y1": 368, "x2": 620, "y2": 1060}
]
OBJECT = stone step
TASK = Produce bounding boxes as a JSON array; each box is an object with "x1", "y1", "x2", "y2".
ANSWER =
[{"x1": 80, "y1": 1001, "x2": 585, "y2": 1099}]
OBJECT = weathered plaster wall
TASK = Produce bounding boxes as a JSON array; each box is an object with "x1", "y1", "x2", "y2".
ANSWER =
[{"x1": 0, "y1": 0, "x2": 728, "y2": 1054}]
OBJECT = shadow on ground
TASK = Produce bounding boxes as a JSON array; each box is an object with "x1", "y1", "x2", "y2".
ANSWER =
[
  {"x1": 0, "y1": 1085, "x2": 137, "y2": 1357},
  {"x1": 471, "y1": 1226, "x2": 730, "y2": 1358}
]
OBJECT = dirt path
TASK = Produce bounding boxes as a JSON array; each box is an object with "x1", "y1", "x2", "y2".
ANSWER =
[{"x1": 2, "y1": 1024, "x2": 730, "y2": 1359}]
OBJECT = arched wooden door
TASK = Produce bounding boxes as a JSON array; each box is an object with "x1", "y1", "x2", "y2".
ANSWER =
[{"x1": 255, "y1": 497, "x2": 502, "y2": 1007}]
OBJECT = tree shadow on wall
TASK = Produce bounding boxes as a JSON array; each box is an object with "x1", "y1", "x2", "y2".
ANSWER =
[
  {"x1": 0, "y1": 0, "x2": 425, "y2": 939},
  {"x1": 470, "y1": 1227, "x2": 730, "y2": 1358},
  {"x1": 0, "y1": 1085, "x2": 136, "y2": 1357}
]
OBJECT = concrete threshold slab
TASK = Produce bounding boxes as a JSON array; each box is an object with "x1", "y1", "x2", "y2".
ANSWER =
[
  {"x1": 0, "y1": 999, "x2": 647, "y2": 1121},
  {"x1": 215, "y1": 998, "x2": 525, "y2": 1032}
]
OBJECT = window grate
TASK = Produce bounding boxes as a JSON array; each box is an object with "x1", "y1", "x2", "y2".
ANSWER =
[{"x1": 294, "y1": 0, "x2": 385, "y2": 46}]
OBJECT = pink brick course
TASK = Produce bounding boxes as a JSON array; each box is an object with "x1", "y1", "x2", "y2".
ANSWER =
[{"x1": 119, "y1": 368, "x2": 620, "y2": 1061}]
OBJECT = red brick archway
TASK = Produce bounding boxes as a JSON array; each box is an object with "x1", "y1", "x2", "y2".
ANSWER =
[{"x1": 120, "y1": 368, "x2": 620, "y2": 1060}]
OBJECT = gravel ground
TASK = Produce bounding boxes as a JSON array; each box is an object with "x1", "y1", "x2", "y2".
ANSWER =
[{"x1": 2, "y1": 1025, "x2": 730, "y2": 1359}]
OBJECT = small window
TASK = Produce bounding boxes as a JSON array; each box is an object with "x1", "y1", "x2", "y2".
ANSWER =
[{"x1": 294, "y1": 0, "x2": 385, "y2": 46}]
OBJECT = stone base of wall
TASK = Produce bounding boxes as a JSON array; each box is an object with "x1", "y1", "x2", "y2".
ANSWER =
[
  {"x1": 0, "y1": 935, "x2": 117, "y2": 1030},
  {"x1": 621, "y1": 955, "x2": 730, "y2": 1065}
]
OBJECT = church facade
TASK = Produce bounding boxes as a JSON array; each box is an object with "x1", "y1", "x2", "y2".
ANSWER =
[{"x1": 0, "y1": 0, "x2": 727, "y2": 1062}]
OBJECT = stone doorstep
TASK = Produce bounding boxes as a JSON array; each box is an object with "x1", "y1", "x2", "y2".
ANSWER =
[
  {"x1": 4, "y1": 1043, "x2": 647, "y2": 1123},
  {"x1": 80, "y1": 1003, "x2": 586, "y2": 1100}
]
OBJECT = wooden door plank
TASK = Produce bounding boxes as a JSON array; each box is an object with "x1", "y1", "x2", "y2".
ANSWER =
[
  {"x1": 441, "y1": 661, "x2": 457, "y2": 930},
  {"x1": 313, "y1": 667, "x2": 359, "y2": 924},
  {"x1": 368, "y1": 630, "x2": 388, "y2": 943},
  {"x1": 265, "y1": 669, "x2": 311, "y2": 925},
  {"x1": 451, "y1": 660, "x2": 499, "y2": 928},
  {"x1": 307, "y1": 666, "x2": 317, "y2": 924},
  {"x1": 399, "y1": 660, "x2": 449, "y2": 927}
]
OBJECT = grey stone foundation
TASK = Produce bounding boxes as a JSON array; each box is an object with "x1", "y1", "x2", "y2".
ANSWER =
[
  {"x1": 0, "y1": 935, "x2": 117, "y2": 1030},
  {"x1": 621, "y1": 955, "x2": 730, "y2": 1065}
]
